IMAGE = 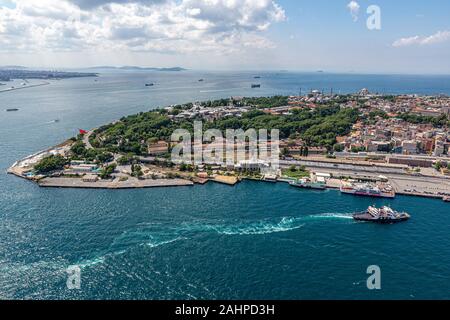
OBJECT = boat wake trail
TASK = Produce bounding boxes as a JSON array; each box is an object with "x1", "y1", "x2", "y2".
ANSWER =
[
  {"x1": 76, "y1": 213, "x2": 352, "y2": 268},
  {"x1": 310, "y1": 213, "x2": 354, "y2": 220},
  {"x1": 188, "y1": 217, "x2": 305, "y2": 236}
]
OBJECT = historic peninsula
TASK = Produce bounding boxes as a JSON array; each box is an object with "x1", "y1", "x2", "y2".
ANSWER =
[{"x1": 8, "y1": 91, "x2": 450, "y2": 201}]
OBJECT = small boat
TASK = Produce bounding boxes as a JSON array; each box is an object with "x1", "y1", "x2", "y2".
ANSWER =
[
  {"x1": 198, "y1": 79, "x2": 204, "y2": 82},
  {"x1": 443, "y1": 196, "x2": 450, "y2": 202},
  {"x1": 340, "y1": 183, "x2": 395, "y2": 198},
  {"x1": 289, "y1": 178, "x2": 326, "y2": 190},
  {"x1": 145, "y1": 83, "x2": 154, "y2": 87},
  {"x1": 263, "y1": 174, "x2": 278, "y2": 183},
  {"x1": 353, "y1": 206, "x2": 410, "y2": 224},
  {"x1": 251, "y1": 84, "x2": 261, "y2": 88},
  {"x1": 254, "y1": 76, "x2": 261, "y2": 79},
  {"x1": 6, "y1": 108, "x2": 19, "y2": 112}
]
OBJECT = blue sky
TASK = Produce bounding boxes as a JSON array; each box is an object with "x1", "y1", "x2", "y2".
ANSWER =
[
  {"x1": 265, "y1": 0, "x2": 450, "y2": 73},
  {"x1": 0, "y1": 0, "x2": 449, "y2": 73}
]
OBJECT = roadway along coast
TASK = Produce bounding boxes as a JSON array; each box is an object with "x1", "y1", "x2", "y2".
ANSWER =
[{"x1": 7, "y1": 143, "x2": 450, "y2": 200}]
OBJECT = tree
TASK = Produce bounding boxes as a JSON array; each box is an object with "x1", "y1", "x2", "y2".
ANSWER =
[
  {"x1": 99, "y1": 163, "x2": 117, "y2": 179},
  {"x1": 70, "y1": 141, "x2": 87, "y2": 156},
  {"x1": 117, "y1": 154, "x2": 137, "y2": 165},
  {"x1": 303, "y1": 147, "x2": 309, "y2": 157},
  {"x1": 34, "y1": 155, "x2": 67, "y2": 174},
  {"x1": 96, "y1": 152, "x2": 114, "y2": 164},
  {"x1": 333, "y1": 144, "x2": 344, "y2": 152},
  {"x1": 131, "y1": 164, "x2": 144, "y2": 178},
  {"x1": 434, "y1": 161, "x2": 443, "y2": 171}
]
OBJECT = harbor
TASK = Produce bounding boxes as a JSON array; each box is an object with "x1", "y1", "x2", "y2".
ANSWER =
[
  {"x1": 7, "y1": 144, "x2": 450, "y2": 202},
  {"x1": 1, "y1": 70, "x2": 450, "y2": 300},
  {"x1": 37, "y1": 176, "x2": 194, "y2": 189}
]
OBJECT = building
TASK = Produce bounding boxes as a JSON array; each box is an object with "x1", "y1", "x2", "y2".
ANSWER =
[
  {"x1": 367, "y1": 141, "x2": 391, "y2": 153},
  {"x1": 67, "y1": 163, "x2": 99, "y2": 174},
  {"x1": 402, "y1": 140, "x2": 418, "y2": 155},
  {"x1": 434, "y1": 140, "x2": 445, "y2": 157},
  {"x1": 148, "y1": 141, "x2": 169, "y2": 155},
  {"x1": 388, "y1": 156, "x2": 434, "y2": 168},
  {"x1": 234, "y1": 159, "x2": 270, "y2": 172}
]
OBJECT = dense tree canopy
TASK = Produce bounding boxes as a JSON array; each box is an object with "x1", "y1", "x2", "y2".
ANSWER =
[
  {"x1": 91, "y1": 97, "x2": 360, "y2": 155},
  {"x1": 398, "y1": 113, "x2": 449, "y2": 127},
  {"x1": 35, "y1": 155, "x2": 67, "y2": 173}
]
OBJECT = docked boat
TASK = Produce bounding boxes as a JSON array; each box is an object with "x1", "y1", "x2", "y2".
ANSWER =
[
  {"x1": 263, "y1": 174, "x2": 278, "y2": 183},
  {"x1": 290, "y1": 178, "x2": 326, "y2": 190},
  {"x1": 251, "y1": 84, "x2": 261, "y2": 88},
  {"x1": 443, "y1": 196, "x2": 450, "y2": 202},
  {"x1": 340, "y1": 183, "x2": 395, "y2": 198},
  {"x1": 353, "y1": 206, "x2": 410, "y2": 224}
]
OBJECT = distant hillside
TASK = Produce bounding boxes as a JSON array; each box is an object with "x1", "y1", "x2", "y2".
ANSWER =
[
  {"x1": 0, "y1": 66, "x2": 28, "y2": 70},
  {"x1": 87, "y1": 66, "x2": 186, "y2": 72},
  {"x1": 0, "y1": 69, "x2": 97, "y2": 81}
]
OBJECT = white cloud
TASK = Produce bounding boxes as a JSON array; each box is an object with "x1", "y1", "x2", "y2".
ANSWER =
[
  {"x1": 347, "y1": 1, "x2": 360, "y2": 22},
  {"x1": 393, "y1": 30, "x2": 450, "y2": 47},
  {"x1": 0, "y1": 0, "x2": 286, "y2": 54}
]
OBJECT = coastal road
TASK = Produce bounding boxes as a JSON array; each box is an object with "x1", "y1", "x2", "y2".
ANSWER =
[{"x1": 83, "y1": 130, "x2": 94, "y2": 149}]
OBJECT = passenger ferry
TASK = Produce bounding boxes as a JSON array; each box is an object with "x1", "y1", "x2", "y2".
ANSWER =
[{"x1": 353, "y1": 206, "x2": 410, "y2": 224}]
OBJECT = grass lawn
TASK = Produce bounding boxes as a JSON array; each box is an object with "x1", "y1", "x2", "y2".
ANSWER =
[{"x1": 282, "y1": 169, "x2": 310, "y2": 179}]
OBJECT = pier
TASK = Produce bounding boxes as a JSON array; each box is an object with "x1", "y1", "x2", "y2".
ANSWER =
[{"x1": 38, "y1": 177, "x2": 194, "y2": 189}]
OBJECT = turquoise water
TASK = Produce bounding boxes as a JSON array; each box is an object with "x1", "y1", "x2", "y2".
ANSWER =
[{"x1": 1, "y1": 71, "x2": 450, "y2": 299}]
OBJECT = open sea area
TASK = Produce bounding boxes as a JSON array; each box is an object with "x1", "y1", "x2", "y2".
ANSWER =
[{"x1": 1, "y1": 71, "x2": 450, "y2": 299}]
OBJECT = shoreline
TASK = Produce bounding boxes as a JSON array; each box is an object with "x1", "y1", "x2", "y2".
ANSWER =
[
  {"x1": 7, "y1": 148, "x2": 449, "y2": 201},
  {"x1": 0, "y1": 81, "x2": 51, "y2": 93}
]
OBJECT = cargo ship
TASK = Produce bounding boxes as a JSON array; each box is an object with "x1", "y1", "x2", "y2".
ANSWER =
[
  {"x1": 340, "y1": 183, "x2": 395, "y2": 198},
  {"x1": 353, "y1": 206, "x2": 410, "y2": 224},
  {"x1": 290, "y1": 178, "x2": 326, "y2": 190}
]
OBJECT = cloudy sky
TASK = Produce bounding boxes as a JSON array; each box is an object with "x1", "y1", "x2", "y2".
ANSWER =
[{"x1": 0, "y1": 0, "x2": 449, "y2": 73}]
